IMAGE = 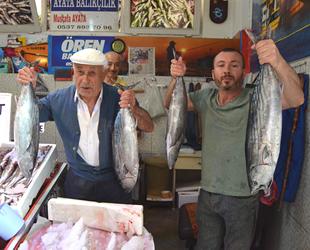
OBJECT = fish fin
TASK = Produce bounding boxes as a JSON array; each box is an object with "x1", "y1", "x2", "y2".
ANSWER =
[
  {"x1": 261, "y1": 145, "x2": 270, "y2": 164},
  {"x1": 245, "y1": 29, "x2": 259, "y2": 44},
  {"x1": 172, "y1": 48, "x2": 178, "y2": 60},
  {"x1": 113, "y1": 80, "x2": 125, "y2": 91},
  {"x1": 264, "y1": 25, "x2": 272, "y2": 40},
  {"x1": 279, "y1": 83, "x2": 284, "y2": 94},
  {"x1": 14, "y1": 96, "x2": 18, "y2": 105},
  {"x1": 18, "y1": 51, "x2": 41, "y2": 69},
  {"x1": 135, "y1": 118, "x2": 138, "y2": 129}
]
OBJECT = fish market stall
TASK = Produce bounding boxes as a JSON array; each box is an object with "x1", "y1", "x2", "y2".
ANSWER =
[{"x1": 0, "y1": 142, "x2": 68, "y2": 249}]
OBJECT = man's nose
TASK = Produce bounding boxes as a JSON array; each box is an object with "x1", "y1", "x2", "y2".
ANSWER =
[
  {"x1": 223, "y1": 65, "x2": 230, "y2": 74},
  {"x1": 110, "y1": 64, "x2": 115, "y2": 70}
]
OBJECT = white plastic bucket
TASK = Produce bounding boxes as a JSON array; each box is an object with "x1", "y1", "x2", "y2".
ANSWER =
[{"x1": 0, "y1": 202, "x2": 24, "y2": 241}]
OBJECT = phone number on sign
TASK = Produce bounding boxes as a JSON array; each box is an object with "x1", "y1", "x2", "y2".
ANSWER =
[{"x1": 56, "y1": 25, "x2": 113, "y2": 30}]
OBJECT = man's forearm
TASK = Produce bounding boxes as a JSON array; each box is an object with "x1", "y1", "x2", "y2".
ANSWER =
[
  {"x1": 275, "y1": 59, "x2": 304, "y2": 109},
  {"x1": 164, "y1": 78, "x2": 176, "y2": 109},
  {"x1": 131, "y1": 106, "x2": 154, "y2": 132}
]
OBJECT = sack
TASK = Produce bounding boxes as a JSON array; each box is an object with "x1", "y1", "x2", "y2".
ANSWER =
[{"x1": 140, "y1": 79, "x2": 166, "y2": 119}]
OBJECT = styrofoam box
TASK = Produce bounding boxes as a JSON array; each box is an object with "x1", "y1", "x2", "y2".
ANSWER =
[
  {"x1": 0, "y1": 142, "x2": 58, "y2": 218},
  {"x1": 178, "y1": 191, "x2": 199, "y2": 209}
]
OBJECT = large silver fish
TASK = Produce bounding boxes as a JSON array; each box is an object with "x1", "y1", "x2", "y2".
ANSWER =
[
  {"x1": 166, "y1": 49, "x2": 188, "y2": 170},
  {"x1": 245, "y1": 27, "x2": 282, "y2": 195},
  {"x1": 14, "y1": 53, "x2": 40, "y2": 179},
  {"x1": 112, "y1": 81, "x2": 140, "y2": 193}
]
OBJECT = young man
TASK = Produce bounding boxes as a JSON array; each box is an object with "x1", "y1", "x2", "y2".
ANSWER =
[
  {"x1": 17, "y1": 48, "x2": 154, "y2": 204},
  {"x1": 165, "y1": 40, "x2": 304, "y2": 249}
]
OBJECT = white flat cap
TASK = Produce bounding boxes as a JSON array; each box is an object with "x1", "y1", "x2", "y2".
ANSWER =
[{"x1": 70, "y1": 48, "x2": 107, "y2": 67}]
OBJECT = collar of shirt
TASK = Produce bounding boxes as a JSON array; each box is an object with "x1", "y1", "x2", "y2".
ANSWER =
[{"x1": 75, "y1": 86, "x2": 103, "y2": 167}]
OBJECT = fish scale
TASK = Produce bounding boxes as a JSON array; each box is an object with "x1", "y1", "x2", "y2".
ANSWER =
[{"x1": 245, "y1": 27, "x2": 282, "y2": 195}]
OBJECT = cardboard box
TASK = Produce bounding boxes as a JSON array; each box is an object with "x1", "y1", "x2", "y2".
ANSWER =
[
  {"x1": 0, "y1": 142, "x2": 58, "y2": 218},
  {"x1": 177, "y1": 191, "x2": 199, "y2": 209}
]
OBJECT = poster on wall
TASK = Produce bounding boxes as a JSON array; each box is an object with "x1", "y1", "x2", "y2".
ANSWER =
[
  {"x1": 0, "y1": 34, "x2": 48, "y2": 74},
  {"x1": 49, "y1": 35, "x2": 240, "y2": 77},
  {"x1": 49, "y1": 35, "x2": 116, "y2": 74},
  {"x1": 123, "y1": 0, "x2": 201, "y2": 35},
  {"x1": 250, "y1": 0, "x2": 310, "y2": 72},
  {"x1": 50, "y1": 0, "x2": 119, "y2": 32},
  {"x1": 116, "y1": 36, "x2": 239, "y2": 77},
  {"x1": 128, "y1": 47, "x2": 155, "y2": 75},
  {"x1": 0, "y1": 0, "x2": 40, "y2": 33}
]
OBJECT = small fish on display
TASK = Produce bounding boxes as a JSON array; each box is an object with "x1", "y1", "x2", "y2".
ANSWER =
[
  {"x1": 0, "y1": 0, "x2": 34, "y2": 25},
  {"x1": 165, "y1": 48, "x2": 188, "y2": 170},
  {"x1": 14, "y1": 52, "x2": 40, "y2": 179},
  {"x1": 245, "y1": 26, "x2": 282, "y2": 196},
  {"x1": 112, "y1": 81, "x2": 141, "y2": 193}
]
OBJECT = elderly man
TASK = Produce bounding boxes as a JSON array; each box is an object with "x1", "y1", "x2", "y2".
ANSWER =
[
  {"x1": 104, "y1": 51, "x2": 127, "y2": 87},
  {"x1": 17, "y1": 48, "x2": 154, "y2": 204}
]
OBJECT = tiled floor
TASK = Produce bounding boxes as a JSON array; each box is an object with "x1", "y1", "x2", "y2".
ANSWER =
[{"x1": 143, "y1": 202, "x2": 188, "y2": 250}]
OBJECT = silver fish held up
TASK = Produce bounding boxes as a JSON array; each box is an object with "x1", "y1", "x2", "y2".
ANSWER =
[
  {"x1": 14, "y1": 53, "x2": 40, "y2": 179},
  {"x1": 112, "y1": 81, "x2": 141, "y2": 193},
  {"x1": 166, "y1": 49, "x2": 188, "y2": 170},
  {"x1": 245, "y1": 27, "x2": 282, "y2": 195}
]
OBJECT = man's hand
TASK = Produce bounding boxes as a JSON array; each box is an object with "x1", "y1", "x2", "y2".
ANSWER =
[
  {"x1": 171, "y1": 57, "x2": 186, "y2": 79},
  {"x1": 251, "y1": 39, "x2": 284, "y2": 69},
  {"x1": 118, "y1": 89, "x2": 136, "y2": 109},
  {"x1": 17, "y1": 67, "x2": 37, "y2": 89}
]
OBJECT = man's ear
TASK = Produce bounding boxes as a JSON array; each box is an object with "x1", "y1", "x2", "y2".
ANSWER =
[
  {"x1": 71, "y1": 67, "x2": 74, "y2": 75},
  {"x1": 242, "y1": 69, "x2": 247, "y2": 80}
]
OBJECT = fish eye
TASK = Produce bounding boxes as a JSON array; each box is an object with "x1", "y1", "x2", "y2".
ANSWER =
[{"x1": 252, "y1": 181, "x2": 258, "y2": 187}]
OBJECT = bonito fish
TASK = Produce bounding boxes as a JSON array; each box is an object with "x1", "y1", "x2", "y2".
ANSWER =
[
  {"x1": 245, "y1": 27, "x2": 282, "y2": 195},
  {"x1": 166, "y1": 49, "x2": 188, "y2": 170},
  {"x1": 14, "y1": 53, "x2": 40, "y2": 179},
  {"x1": 112, "y1": 81, "x2": 141, "y2": 193}
]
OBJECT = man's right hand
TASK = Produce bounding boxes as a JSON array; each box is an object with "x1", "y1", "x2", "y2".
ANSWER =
[
  {"x1": 171, "y1": 57, "x2": 186, "y2": 79},
  {"x1": 17, "y1": 67, "x2": 37, "y2": 89}
]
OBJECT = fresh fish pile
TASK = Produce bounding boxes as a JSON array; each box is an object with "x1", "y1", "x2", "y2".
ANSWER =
[
  {"x1": 0, "y1": 145, "x2": 52, "y2": 206},
  {"x1": 131, "y1": 0, "x2": 194, "y2": 28},
  {"x1": 112, "y1": 81, "x2": 141, "y2": 193},
  {"x1": 245, "y1": 27, "x2": 282, "y2": 195},
  {"x1": 14, "y1": 53, "x2": 40, "y2": 179},
  {"x1": 0, "y1": 0, "x2": 34, "y2": 25},
  {"x1": 166, "y1": 49, "x2": 188, "y2": 170}
]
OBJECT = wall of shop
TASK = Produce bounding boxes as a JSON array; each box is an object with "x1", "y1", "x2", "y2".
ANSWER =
[{"x1": 262, "y1": 57, "x2": 310, "y2": 250}]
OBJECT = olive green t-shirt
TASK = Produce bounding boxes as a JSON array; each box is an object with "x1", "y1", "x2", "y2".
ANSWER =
[{"x1": 189, "y1": 87, "x2": 253, "y2": 196}]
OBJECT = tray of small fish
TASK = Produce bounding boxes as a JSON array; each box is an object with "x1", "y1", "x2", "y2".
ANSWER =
[{"x1": 0, "y1": 142, "x2": 58, "y2": 218}]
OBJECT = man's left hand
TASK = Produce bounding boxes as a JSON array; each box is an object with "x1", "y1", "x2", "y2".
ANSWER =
[
  {"x1": 118, "y1": 89, "x2": 136, "y2": 109},
  {"x1": 251, "y1": 39, "x2": 283, "y2": 69}
]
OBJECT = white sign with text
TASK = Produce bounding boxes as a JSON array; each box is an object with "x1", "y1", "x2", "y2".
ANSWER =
[{"x1": 0, "y1": 93, "x2": 12, "y2": 143}]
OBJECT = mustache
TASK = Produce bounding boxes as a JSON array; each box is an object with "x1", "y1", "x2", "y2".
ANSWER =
[
  {"x1": 80, "y1": 85, "x2": 93, "y2": 89},
  {"x1": 108, "y1": 69, "x2": 117, "y2": 73},
  {"x1": 221, "y1": 74, "x2": 234, "y2": 80}
]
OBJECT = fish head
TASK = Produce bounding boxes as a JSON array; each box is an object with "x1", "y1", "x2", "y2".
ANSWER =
[
  {"x1": 120, "y1": 164, "x2": 138, "y2": 193},
  {"x1": 249, "y1": 164, "x2": 273, "y2": 195}
]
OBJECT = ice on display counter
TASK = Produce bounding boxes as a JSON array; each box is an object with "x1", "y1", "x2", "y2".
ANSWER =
[
  {"x1": 0, "y1": 142, "x2": 58, "y2": 218},
  {"x1": 18, "y1": 198, "x2": 155, "y2": 250}
]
